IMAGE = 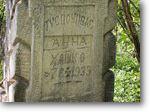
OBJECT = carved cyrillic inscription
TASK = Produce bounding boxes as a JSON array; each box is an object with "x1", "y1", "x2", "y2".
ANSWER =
[
  {"x1": 44, "y1": 35, "x2": 89, "y2": 50},
  {"x1": 44, "y1": 13, "x2": 94, "y2": 29},
  {"x1": 44, "y1": 6, "x2": 95, "y2": 35},
  {"x1": 43, "y1": 35, "x2": 92, "y2": 82},
  {"x1": 42, "y1": 35, "x2": 93, "y2": 98},
  {"x1": 41, "y1": 5, "x2": 95, "y2": 100}
]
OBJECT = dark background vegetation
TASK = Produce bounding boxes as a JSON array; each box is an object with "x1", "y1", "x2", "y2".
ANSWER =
[
  {"x1": 0, "y1": 0, "x2": 5, "y2": 81},
  {"x1": 0, "y1": 0, "x2": 140, "y2": 102}
]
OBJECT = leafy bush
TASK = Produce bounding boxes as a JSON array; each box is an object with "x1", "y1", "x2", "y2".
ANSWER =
[
  {"x1": 0, "y1": 0, "x2": 5, "y2": 81},
  {"x1": 0, "y1": 0, "x2": 5, "y2": 26},
  {"x1": 113, "y1": 0, "x2": 140, "y2": 102},
  {"x1": 112, "y1": 31, "x2": 140, "y2": 102}
]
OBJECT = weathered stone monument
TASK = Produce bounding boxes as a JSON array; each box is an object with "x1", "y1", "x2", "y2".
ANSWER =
[{"x1": 0, "y1": 0, "x2": 116, "y2": 102}]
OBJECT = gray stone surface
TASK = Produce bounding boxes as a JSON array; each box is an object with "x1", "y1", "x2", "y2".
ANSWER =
[{"x1": 1, "y1": 0, "x2": 117, "y2": 102}]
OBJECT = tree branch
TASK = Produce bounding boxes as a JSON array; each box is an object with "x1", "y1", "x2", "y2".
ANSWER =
[{"x1": 121, "y1": 0, "x2": 140, "y2": 63}]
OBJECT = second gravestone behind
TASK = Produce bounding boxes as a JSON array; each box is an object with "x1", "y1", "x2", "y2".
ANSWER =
[{"x1": 3, "y1": 0, "x2": 116, "y2": 102}]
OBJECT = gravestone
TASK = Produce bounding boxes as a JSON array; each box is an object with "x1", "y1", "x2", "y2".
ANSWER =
[{"x1": 1, "y1": 0, "x2": 116, "y2": 102}]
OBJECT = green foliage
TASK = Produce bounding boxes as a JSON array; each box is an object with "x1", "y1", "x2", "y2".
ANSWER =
[
  {"x1": 117, "y1": 0, "x2": 140, "y2": 37},
  {"x1": 113, "y1": 0, "x2": 141, "y2": 102},
  {"x1": 112, "y1": 31, "x2": 140, "y2": 102},
  {"x1": 0, "y1": 0, "x2": 4, "y2": 81},
  {"x1": 0, "y1": 0, "x2": 5, "y2": 26}
]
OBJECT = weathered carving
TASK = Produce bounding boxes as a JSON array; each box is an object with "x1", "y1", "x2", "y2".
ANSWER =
[{"x1": 1, "y1": 0, "x2": 116, "y2": 102}]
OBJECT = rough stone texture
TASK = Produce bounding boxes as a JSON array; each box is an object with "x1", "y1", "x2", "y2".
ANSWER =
[{"x1": 1, "y1": 0, "x2": 117, "y2": 102}]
